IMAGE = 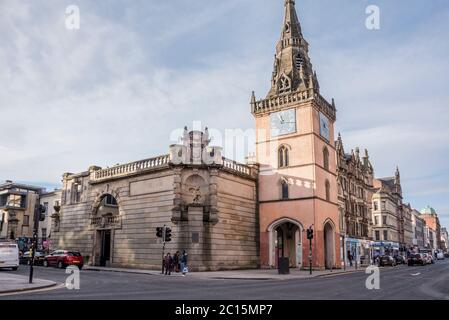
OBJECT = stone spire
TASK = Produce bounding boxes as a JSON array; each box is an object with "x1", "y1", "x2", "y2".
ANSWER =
[
  {"x1": 267, "y1": 0, "x2": 318, "y2": 98},
  {"x1": 282, "y1": 0, "x2": 302, "y2": 39}
]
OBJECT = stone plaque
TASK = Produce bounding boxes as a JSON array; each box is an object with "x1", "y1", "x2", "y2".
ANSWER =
[{"x1": 129, "y1": 176, "x2": 173, "y2": 196}]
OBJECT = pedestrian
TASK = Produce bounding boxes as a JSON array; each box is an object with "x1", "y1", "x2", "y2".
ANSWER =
[
  {"x1": 173, "y1": 251, "x2": 180, "y2": 273},
  {"x1": 164, "y1": 253, "x2": 173, "y2": 275},
  {"x1": 347, "y1": 250, "x2": 353, "y2": 267},
  {"x1": 180, "y1": 250, "x2": 188, "y2": 276}
]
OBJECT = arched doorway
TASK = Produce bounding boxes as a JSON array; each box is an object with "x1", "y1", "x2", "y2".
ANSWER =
[
  {"x1": 324, "y1": 221, "x2": 335, "y2": 270},
  {"x1": 92, "y1": 194, "x2": 119, "y2": 267},
  {"x1": 268, "y1": 218, "x2": 303, "y2": 268}
]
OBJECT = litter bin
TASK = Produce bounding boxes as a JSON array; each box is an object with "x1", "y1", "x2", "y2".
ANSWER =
[{"x1": 278, "y1": 257, "x2": 290, "y2": 274}]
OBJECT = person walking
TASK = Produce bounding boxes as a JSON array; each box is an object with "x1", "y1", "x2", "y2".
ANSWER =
[
  {"x1": 164, "y1": 253, "x2": 173, "y2": 275},
  {"x1": 180, "y1": 250, "x2": 188, "y2": 276}
]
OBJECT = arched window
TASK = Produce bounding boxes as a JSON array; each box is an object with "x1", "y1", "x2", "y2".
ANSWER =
[
  {"x1": 325, "y1": 179, "x2": 331, "y2": 201},
  {"x1": 278, "y1": 146, "x2": 289, "y2": 168},
  {"x1": 323, "y1": 147, "x2": 329, "y2": 171},
  {"x1": 281, "y1": 180, "x2": 289, "y2": 200}
]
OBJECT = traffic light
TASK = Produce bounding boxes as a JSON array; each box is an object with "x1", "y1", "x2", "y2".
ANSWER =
[
  {"x1": 156, "y1": 227, "x2": 163, "y2": 238},
  {"x1": 165, "y1": 227, "x2": 172, "y2": 242},
  {"x1": 35, "y1": 204, "x2": 46, "y2": 222},
  {"x1": 307, "y1": 227, "x2": 314, "y2": 240}
]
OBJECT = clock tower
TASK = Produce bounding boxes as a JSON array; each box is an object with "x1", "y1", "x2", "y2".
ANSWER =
[{"x1": 251, "y1": 0, "x2": 340, "y2": 270}]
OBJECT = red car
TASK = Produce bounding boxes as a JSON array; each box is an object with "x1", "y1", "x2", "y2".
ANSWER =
[{"x1": 43, "y1": 250, "x2": 84, "y2": 269}]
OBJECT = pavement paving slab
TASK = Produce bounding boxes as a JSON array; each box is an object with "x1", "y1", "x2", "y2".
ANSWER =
[
  {"x1": 0, "y1": 272, "x2": 57, "y2": 294},
  {"x1": 84, "y1": 265, "x2": 366, "y2": 280}
]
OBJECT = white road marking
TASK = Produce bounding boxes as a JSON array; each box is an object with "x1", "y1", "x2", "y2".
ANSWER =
[{"x1": 411, "y1": 273, "x2": 421, "y2": 276}]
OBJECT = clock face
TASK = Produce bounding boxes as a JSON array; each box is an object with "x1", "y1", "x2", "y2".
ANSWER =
[
  {"x1": 319, "y1": 112, "x2": 330, "y2": 141},
  {"x1": 270, "y1": 109, "x2": 296, "y2": 137}
]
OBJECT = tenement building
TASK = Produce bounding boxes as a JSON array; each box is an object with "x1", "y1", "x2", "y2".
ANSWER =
[
  {"x1": 252, "y1": 0, "x2": 340, "y2": 270},
  {"x1": 420, "y1": 205, "x2": 442, "y2": 251},
  {"x1": 372, "y1": 168, "x2": 403, "y2": 256},
  {"x1": 411, "y1": 208, "x2": 425, "y2": 251},
  {"x1": 335, "y1": 136, "x2": 374, "y2": 267},
  {"x1": 401, "y1": 203, "x2": 415, "y2": 252},
  {"x1": 51, "y1": 128, "x2": 259, "y2": 271}
]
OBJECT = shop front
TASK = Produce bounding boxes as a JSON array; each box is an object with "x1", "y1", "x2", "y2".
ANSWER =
[
  {"x1": 345, "y1": 237, "x2": 373, "y2": 267},
  {"x1": 373, "y1": 241, "x2": 400, "y2": 258}
]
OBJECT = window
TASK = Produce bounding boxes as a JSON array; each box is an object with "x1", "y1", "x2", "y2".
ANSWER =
[
  {"x1": 374, "y1": 216, "x2": 379, "y2": 226},
  {"x1": 43, "y1": 202, "x2": 49, "y2": 216},
  {"x1": 373, "y1": 201, "x2": 378, "y2": 211},
  {"x1": 23, "y1": 215, "x2": 29, "y2": 226},
  {"x1": 281, "y1": 180, "x2": 289, "y2": 200},
  {"x1": 383, "y1": 230, "x2": 388, "y2": 240},
  {"x1": 381, "y1": 201, "x2": 386, "y2": 211},
  {"x1": 325, "y1": 180, "x2": 331, "y2": 201},
  {"x1": 382, "y1": 216, "x2": 387, "y2": 226},
  {"x1": 323, "y1": 147, "x2": 329, "y2": 171},
  {"x1": 105, "y1": 194, "x2": 118, "y2": 206},
  {"x1": 72, "y1": 182, "x2": 82, "y2": 203},
  {"x1": 295, "y1": 54, "x2": 304, "y2": 69},
  {"x1": 278, "y1": 146, "x2": 289, "y2": 168},
  {"x1": 41, "y1": 228, "x2": 47, "y2": 241}
]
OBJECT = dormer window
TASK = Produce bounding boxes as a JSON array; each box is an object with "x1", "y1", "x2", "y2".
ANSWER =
[{"x1": 278, "y1": 74, "x2": 291, "y2": 94}]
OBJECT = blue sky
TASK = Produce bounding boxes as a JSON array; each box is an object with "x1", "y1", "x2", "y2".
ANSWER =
[{"x1": 1, "y1": 0, "x2": 448, "y2": 227}]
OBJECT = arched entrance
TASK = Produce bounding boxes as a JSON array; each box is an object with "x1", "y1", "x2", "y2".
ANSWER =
[
  {"x1": 324, "y1": 221, "x2": 335, "y2": 270},
  {"x1": 268, "y1": 218, "x2": 303, "y2": 268},
  {"x1": 92, "y1": 194, "x2": 119, "y2": 267}
]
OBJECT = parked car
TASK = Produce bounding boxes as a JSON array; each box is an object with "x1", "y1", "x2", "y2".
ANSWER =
[
  {"x1": 379, "y1": 255, "x2": 396, "y2": 267},
  {"x1": 429, "y1": 254, "x2": 435, "y2": 264},
  {"x1": 19, "y1": 251, "x2": 46, "y2": 265},
  {"x1": 436, "y1": 252, "x2": 445, "y2": 260},
  {"x1": 394, "y1": 255, "x2": 407, "y2": 265},
  {"x1": 421, "y1": 253, "x2": 432, "y2": 265},
  {"x1": 43, "y1": 250, "x2": 84, "y2": 269},
  {"x1": 0, "y1": 242, "x2": 19, "y2": 270},
  {"x1": 408, "y1": 253, "x2": 425, "y2": 266}
]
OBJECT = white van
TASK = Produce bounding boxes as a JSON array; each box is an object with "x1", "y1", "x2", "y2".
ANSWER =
[{"x1": 0, "y1": 242, "x2": 19, "y2": 270}]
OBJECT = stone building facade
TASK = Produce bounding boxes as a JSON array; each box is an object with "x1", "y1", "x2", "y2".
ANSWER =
[
  {"x1": 401, "y1": 203, "x2": 415, "y2": 251},
  {"x1": 335, "y1": 135, "x2": 374, "y2": 267},
  {"x1": 371, "y1": 168, "x2": 403, "y2": 256},
  {"x1": 52, "y1": 128, "x2": 259, "y2": 271},
  {"x1": 420, "y1": 206, "x2": 442, "y2": 251},
  {"x1": 39, "y1": 189, "x2": 62, "y2": 252},
  {"x1": 411, "y1": 209, "x2": 425, "y2": 251},
  {"x1": 252, "y1": 0, "x2": 340, "y2": 270},
  {"x1": 0, "y1": 181, "x2": 43, "y2": 240}
]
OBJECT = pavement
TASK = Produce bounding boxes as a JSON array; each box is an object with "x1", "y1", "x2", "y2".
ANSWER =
[
  {"x1": 0, "y1": 272, "x2": 57, "y2": 295},
  {"x1": 84, "y1": 265, "x2": 365, "y2": 280},
  {"x1": 1, "y1": 260, "x2": 449, "y2": 299}
]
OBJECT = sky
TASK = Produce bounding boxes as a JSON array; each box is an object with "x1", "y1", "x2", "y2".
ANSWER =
[{"x1": 1, "y1": 0, "x2": 448, "y2": 227}]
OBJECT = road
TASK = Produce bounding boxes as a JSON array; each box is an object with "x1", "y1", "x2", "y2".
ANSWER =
[{"x1": 1, "y1": 260, "x2": 449, "y2": 300}]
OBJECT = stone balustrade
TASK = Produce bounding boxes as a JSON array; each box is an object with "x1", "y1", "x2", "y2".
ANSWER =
[
  {"x1": 90, "y1": 215, "x2": 121, "y2": 229},
  {"x1": 223, "y1": 158, "x2": 256, "y2": 179},
  {"x1": 252, "y1": 89, "x2": 336, "y2": 121},
  {"x1": 92, "y1": 155, "x2": 170, "y2": 182}
]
